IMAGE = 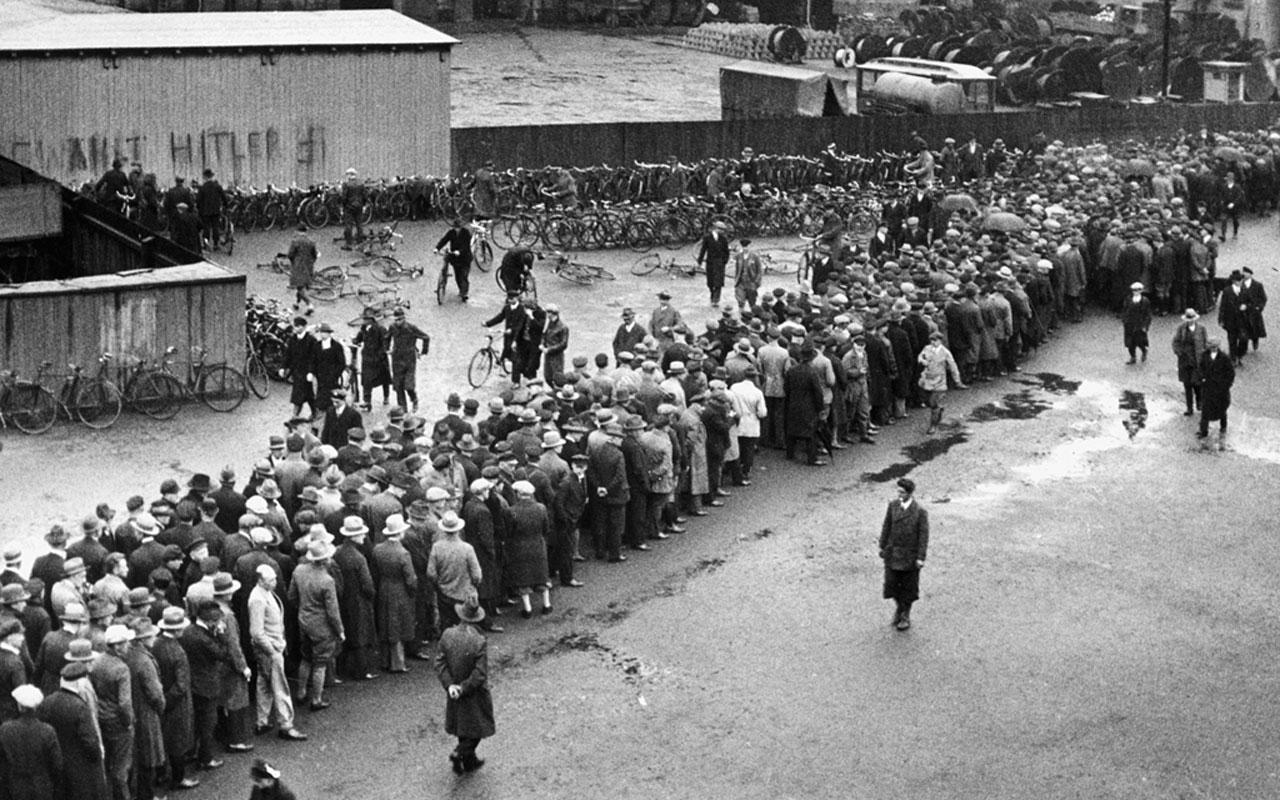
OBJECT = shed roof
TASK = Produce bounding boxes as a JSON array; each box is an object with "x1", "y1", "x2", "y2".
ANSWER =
[
  {"x1": 857, "y1": 57, "x2": 995, "y2": 83},
  {"x1": 720, "y1": 60, "x2": 827, "y2": 82},
  {"x1": 0, "y1": 9, "x2": 457, "y2": 55}
]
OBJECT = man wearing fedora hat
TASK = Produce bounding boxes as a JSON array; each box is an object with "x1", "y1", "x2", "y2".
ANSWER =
[
  {"x1": 460, "y1": 482, "x2": 505, "y2": 630},
  {"x1": 587, "y1": 424, "x2": 630, "y2": 564},
  {"x1": 210, "y1": 574, "x2": 254, "y2": 755},
  {"x1": 282, "y1": 317, "x2": 319, "y2": 420},
  {"x1": 90, "y1": 622, "x2": 136, "y2": 798},
  {"x1": 697, "y1": 220, "x2": 730, "y2": 306},
  {"x1": 39, "y1": 657, "x2": 110, "y2": 799},
  {"x1": 287, "y1": 542, "x2": 343, "y2": 710},
  {"x1": 613, "y1": 307, "x2": 646, "y2": 360},
  {"x1": 122, "y1": 616, "x2": 166, "y2": 800},
  {"x1": 50, "y1": 559, "x2": 89, "y2": 624},
  {"x1": 31, "y1": 526, "x2": 70, "y2": 619},
  {"x1": 371, "y1": 516, "x2": 415, "y2": 674},
  {"x1": 352, "y1": 307, "x2": 392, "y2": 412},
  {"x1": 879, "y1": 478, "x2": 929, "y2": 632},
  {"x1": 540, "y1": 303, "x2": 569, "y2": 385},
  {"x1": 332, "y1": 518, "x2": 378, "y2": 682},
  {"x1": 0, "y1": 549, "x2": 22, "y2": 589},
  {"x1": 435, "y1": 593, "x2": 494, "y2": 774},
  {"x1": 32, "y1": 601, "x2": 87, "y2": 695},
  {"x1": 1172, "y1": 308, "x2": 1209, "y2": 415},
  {"x1": 0, "y1": 619, "x2": 29, "y2": 725},
  {"x1": 388, "y1": 308, "x2": 432, "y2": 413},
  {"x1": 152, "y1": 606, "x2": 200, "y2": 789},
  {"x1": 127, "y1": 514, "x2": 167, "y2": 591},
  {"x1": 648, "y1": 292, "x2": 684, "y2": 354},
  {"x1": 427, "y1": 511, "x2": 482, "y2": 631}
]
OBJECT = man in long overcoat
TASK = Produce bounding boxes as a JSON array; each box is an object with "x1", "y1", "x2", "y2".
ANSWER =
[
  {"x1": 695, "y1": 220, "x2": 731, "y2": 306},
  {"x1": 123, "y1": 619, "x2": 166, "y2": 800},
  {"x1": 39, "y1": 660, "x2": 109, "y2": 800},
  {"x1": 152, "y1": 608, "x2": 198, "y2": 790},
  {"x1": 1171, "y1": 309, "x2": 1208, "y2": 415},
  {"x1": 286, "y1": 544, "x2": 344, "y2": 711},
  {"x1": 1218, "y1": 270, "x2": 1250, "y2": 364},
  {"x1": 1198, "y1": 338, "x2": 1235, "y2": 447},
  {"x1": 332, "y1": 521, "x2": 378, "y2": 681},
  {"x1": 879, "y1": 478, "x2": 929, "y2": 632},
  {"x1": 352, "y1": 310, "x2": 392, "y2": 411},
  {"x1": 370, "y1": 517, "x2": 415, "y2": 674},
  {"x1": 435, "y1": 596, "x2": 494, "y2": 774},
  {"x1": 0, "y1": 685, "x2": 62, "y2": 800},
  {"x1": 783, "y1": 345, "x2": 826, "y2": 466},
  {"x1": 286, "y1": 226, "x2": 317, "y2": 315},
  {"x1": 1241, "y1": 266, "x2": 1267, "y2": 353}
]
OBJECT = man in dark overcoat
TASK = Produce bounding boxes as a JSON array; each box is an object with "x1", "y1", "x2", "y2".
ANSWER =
[
  {"x1": 695, "y1": 220, "x2": 731, "y2": 306},
  {"x1": 435, "y1": 595, "x2": 495, "y2": 774},
  {"x1": 1241, "y1": 266, "x2": 1267, "y2": 353},
  {"x1": 879, "y1": 477, "x2": 929, "y2": 632},
  {"x1": 332, "y1": 522, "x2": 378, "y2": 681},
  {"x1": 152, "y1": 608, "x2": 199, "y2": 790},
  {"x1": 319, "y1": 389, "x2": 362, "y2": 451},
  {"x1": 1218, "y1": 270, "x2": 1250, "y2": 364},
  {"x1": 352, "y1": 309, "x2": 392, "y2": 410},
  {"x1": 1171, "y1": 309, "x2": 1208, "y2": 416},
  {"x1": 783, "y1": 344, "x2": 826, "y2": 466},
  {"x1": 1197, "y1": 338, "x2": 1235, "y2": 448},
  {"x1": 0, "y1": 685, "x2": 62, "y2": 800},
  {"x1": 282, "y1": 318, "x2": 319, "y2": 420},
  {"x1": 312, "y1": 324, "x2": 347, "y2": 415},
  {"x1": 38, "y1": 660, "x2": 109, "y2": 800},
  {"x1": 388, "y1": 309, "x2": 431, "y2": 412}
]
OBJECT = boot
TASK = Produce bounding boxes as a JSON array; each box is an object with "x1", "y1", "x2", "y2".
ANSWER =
[
  {"x1": 895, "y1": 602, "x2": 912, "y2": 631},
  {"x1": 927, "y1": 407, "x2": 943, "y2": 434},
  {"x1": 309, "y1": 665, "x2": 329, "y2": 710}
]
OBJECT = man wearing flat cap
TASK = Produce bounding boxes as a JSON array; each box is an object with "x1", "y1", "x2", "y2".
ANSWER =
[
  {"x1": 879, "y1": 478, "x2": 929, "y2": 632},
  {"x1": 540, "y1": 303, "x2": 569, "y2": 385},
  {"x1": 0, "y1": 682, "x2": 61, "y2": 800}
]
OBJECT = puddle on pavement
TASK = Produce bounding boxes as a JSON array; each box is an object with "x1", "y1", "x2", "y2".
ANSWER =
[
  {"x1": 860, "y1": 431, "x2": 971, "y2": 483},
  {"x1": 1017, "y1": 372, "x2": 1082, "y2": 395},
  {"x1": 535, "y1": 631, "x2": 657, "y2": 685},
  {"x1": 1119, "y1": 390, "x2": 1149, "y2": 439},
  {"x1": 968, "y1": 390, "x2": 1054, "y2": 422}
]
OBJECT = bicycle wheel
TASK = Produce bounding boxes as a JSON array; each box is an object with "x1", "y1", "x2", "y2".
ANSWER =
[
  {"x1": 654, "y1": 216, "x2": 692, "y2": 250},
  {"x1": 356, "y1": 284, "x2": 383, "y2": 306},
  {"x1": 624, "y1": 220, "x2": 656, "y2": 253},
  {"x1": 314, "y1": 265, "x2": 346, "y2": 285},
  {"x1": 259, "y1": 338, "x2": 287, "y2": 380},
  {"x1": 631, "y1": 253, "x2": 663, "y2": 276},
  {"x1": 311, "y1": 282, "x2": 341, "y2": 302},
  {"x1": 198, "y1": 365, "x2": 248, "y2": 412},
  {"x1": 436, "y1": 263, "x2": 449, "y2": 305},
  {"x1": 587, "y1": 264, "x2": 616, "y2": 281},
  {"x1": 245, "y1": 353, "x2": 271, "y2": 400},
  {"x1": 543, "y1": 216, "x2": 581, "y2": 251},
  {"x1": 127, "y1": 372, "x2": 183, "y2": 420},
  {"x1": 301, "y1": 198, "x2": 329, "y2": 229},
  {"x1": 4, "y1": 384, "x2": 57, "y2": 434},
  {"x1": 467, "y1": 349, "x2": 495, "y2": 389},
  {"x1": 72, "y1": 378, "x2": 123, "y2": 429},
  {"x1": 555, "y1": 263, "x2": 594, "y2": 286},
  {"x1": 368, "y1": 256, "x2": 406, "y2": 283},
  {"x1": 222, "y1": 220, "x2": 236, "y2": 256},
  {"x1": 473, "y1": 240, "x2": 494, "y2": 272}
]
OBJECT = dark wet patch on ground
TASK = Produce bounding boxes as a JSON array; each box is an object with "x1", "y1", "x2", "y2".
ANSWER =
[
  {"x1": 1120, "y1": 390, "x2": 1148, "y2": 439},
  {"x1": 1019, "y1": 372, "x2": 1082, "y2": 394},
  {"x1": 686, "y1": 556, "x2": 725, "y2": 577},
  {"x1": 752, "y1": 527, "x2": 774, "y2": 539},
  {"x1": 530, "y1": 631, "x2": 653, "y2": 684},
  {"x1": 587, "y1": 603, "x2": 632, "y2": 625},
  {"x1": 968, "y1": 390, "x2": 1055, "y2": 422},
  {"x1": 860, "y1": 430, "x2": 971, "y2": 483}
]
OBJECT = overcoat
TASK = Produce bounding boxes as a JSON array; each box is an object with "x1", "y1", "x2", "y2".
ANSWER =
[
  {"x1": 1121, "y1": 295, "x2": 1152, "y2": 349},
  {"x1": 152, "y1": 635, "x2": 193, "y2": 762},
  {"x1": 123, "y1": 644, "x2": 166, "y2": 769},
  {"x1": 676, "y1": 406, "x2": 710, "y2": 496},
  {"x1": 0, "y1": 715, "x2": 62, "y2": 800},
  {"x1": 434, "y1": 623, "x2": 495, "y2": 739},
  {"x1": 333, "y1": 544, "x2": 378, "y2": 649},
  {"x1": 502, "y1": 499, "x2": 550, "y2": 589},
  {"x1": 1198, "y1": 350, "x2": 1235, "y2": 420},
  {"x1": 353, "y1": 321, "x2": 392, "y2": 389},
  {"x1": 878, "y1": 499, "x2": 930, "y2": 571},
  {"x1": 461, "y1": 501, "x2": 500, "y2": 603},
  {"x1": 783, "y1": 361, "x2": 823, "y2": 439},
  {"x1": 1243, "y1": 279, "x2": 1268, "y2": 339},
  {"x1": 1171, "y1": 321, "x2": 1208, "y2": 384},
  {"x1": 38, "y1": 688, "x2": 108, "y2": 800},
  {"x1": 371, "y1": 540, "x2": 417, "y2": 643}
]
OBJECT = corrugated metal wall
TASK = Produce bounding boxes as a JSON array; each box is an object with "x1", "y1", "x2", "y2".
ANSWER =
[
  {"x1": 0, "y1": 271, "x2": 246, "y2": 380},
  {"x1": 452, "y1": 102, "x2": 1280, "y2": 173},
  {"x1": 1, "y1": 48, "x2": 450, "y2": 188}
]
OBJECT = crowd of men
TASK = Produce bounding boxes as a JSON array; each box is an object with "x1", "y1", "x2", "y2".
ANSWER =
[{"x1": 10, "y1": 125, "x2": 1274, "y2": 798}]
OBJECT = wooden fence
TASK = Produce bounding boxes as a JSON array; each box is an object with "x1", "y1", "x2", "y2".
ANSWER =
[
  {"x1": 0, "y1": 263, "x2": 246, "y2": 380},
  {"x1": 451, "y1": 102, "x2": 1280, "y2": 172}
]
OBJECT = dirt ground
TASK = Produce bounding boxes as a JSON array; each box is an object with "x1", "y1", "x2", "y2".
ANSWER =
[
  {"x1": 450, "y1": 27, "x2": 739, "y2": 126},
  {"x1": 4, "y1": 215, "x2": 1280, "y2": 798}
]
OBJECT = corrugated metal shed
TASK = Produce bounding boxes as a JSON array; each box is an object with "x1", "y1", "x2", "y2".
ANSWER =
[
  {"x1": 0, "y1": 10, "x2": 455, "y2": 189},
  {"x1": 0, "y1": 9, "x2": 457, "y2": 53}
]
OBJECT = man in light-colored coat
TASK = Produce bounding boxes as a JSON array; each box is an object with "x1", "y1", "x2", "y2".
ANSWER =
[{"x1": 248, "y1": 565, "x2": 305, "y2": 740}]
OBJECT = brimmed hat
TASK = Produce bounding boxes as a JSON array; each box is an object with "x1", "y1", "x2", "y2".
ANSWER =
[
  {"x1": 103, "y1": 624, "x2": 135, "y2": 646},
  {"x1": 407, "y1": 500, "x2": 431, "y2": 520},
  {"x1": 187, "y1": 473, "x2": 212, "y2": 492},
  {"x1": 439, "y1": 511, "x2": 465, "y2": 534},
  {"x1": 64, "y1": 638, "x2": 97, "y2": 661},
  {"x1": 0, "y1": 585, "x2": 30, "y2": 606},
  {"x1": 212, "y1": 572, "x2": 241, "y2": 596},
  {"x1": 455, "y1": 593, "x2": 486, "y2": 624},
  {"x1": 87, "y1": 599, "x2": 115, "y2": 621},
  {"x1": 2, "y1": 548, "x2": 20, "y2": 566},
  {"x1": 383, "y1": 514, "x2": 409, "y2": 538},
  {"x1": 1182, "y1": 308, "x2": 1199, "y2": 321},
  {"x1": 623, "y1": 416, "x2": 646, "y2": 431},
  {"x1": 457, "y1": 434, "x2": 479, "y2": 452},
  {"x1": 305, "y1": 539, "x2": 336, "y2": 562},
  {"x1": 44, "y1": 526, "x2": 70, "y2": 547},
  {"x1": 258, "y1": 479, "x2": 282, "y2": 500},
  {"x1": 541, "y1": 430, "x2": 566, "y2": 449},
  {"x1": 126, "y1": 587, "x2": 153, "y2": 608},
  {"x1": 158, "y1": 607, "x2": 190, "y2": 631},
  {"x1": 667, "y1": 361, "x2": 686, "y2": 374},
  {"x1": 62, "y1": 558, "x2": 86, "y2": 578},
  {"x1": 1129, "y1": 281, "x2": 1144, "y2": 291},
  {"x1": 340, "y1": 516, "x2": 370, "y2": 537},
  {"x1": 60, "y1": 602, "x2": 88, "y2": 623}
]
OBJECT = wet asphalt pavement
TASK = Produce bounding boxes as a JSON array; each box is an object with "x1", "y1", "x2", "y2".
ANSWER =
[{"x1": 4, "y1": 215, "x2": 1280, "y2": 798}]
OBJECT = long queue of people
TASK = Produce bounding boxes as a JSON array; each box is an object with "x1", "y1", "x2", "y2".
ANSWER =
[{"x1": 2, "y1": 125, "x2": 1275, "y2": 800}]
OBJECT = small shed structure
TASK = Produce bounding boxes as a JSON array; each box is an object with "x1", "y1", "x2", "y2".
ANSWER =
[
  {"x1": 720, "y1": 60, "x2": 853, "y2": 119},
  {"x1": 0, "y1": 10, "x2": 457, "y2": 188},
  {"x1": 1202, "y1": 61, "x2": 1248, "y2": 103},
  {"x1": 855, "y1": 58, "x2": 997, "y2": 113}
]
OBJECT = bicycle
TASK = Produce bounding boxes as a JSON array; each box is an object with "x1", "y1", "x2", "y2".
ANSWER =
[
  {"x1": 201, "y1": 216, "x2": 236, "y2": 257},
  {"x1": 0, "y1": 366, "x2": 57, "y2": 434},
  {"x1": 467, "y1": 332, "x2": 510, "y2": 389},
  {"x1": 435, "y1": 252, "x2": 452, "y2": 305},
  {"x1": 545, "y1": 251, "x2": 616, "y2": 286},
  {"x1": 631, "y1": 252, "x2": 703, "y2": 278},
  {"x1": 126, "y1": 346, "x2": 248, "y2": 418},
  {"x1": 494, "y1": 262, "x2": 540, "y2": 303},
  {"x1": 348, "y1": 290, "x2": 410, "y2": 327},
  {"x1": 244, "y1": 338, "x2": 272, "y2": 400},
  {"x1": 54, "y1": 354, "x2": 123, "y2": 429},
  {"x1": 255, "y1": 254, "x2": 291, "y2": 274},
  {"x1": 469, "y1": 219, "x2": 496, "y2": 272}
]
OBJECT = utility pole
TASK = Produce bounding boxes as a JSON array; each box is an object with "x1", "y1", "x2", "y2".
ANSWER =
[{"x1": 1161, "y1": 0, "x2": 1173, "y2": 99}]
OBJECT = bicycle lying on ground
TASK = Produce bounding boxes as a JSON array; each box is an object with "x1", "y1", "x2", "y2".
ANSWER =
[
  {"x1": 545, "y1": 250, "x2": 616, "y2": 286},
  {"x1": 631, "y1": 252, "x2": 704, "y2": 278}
]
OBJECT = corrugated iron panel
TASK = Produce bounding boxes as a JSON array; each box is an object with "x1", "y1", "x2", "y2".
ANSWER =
[{"x1": 1, "y1": 49, "x2": 449, "y2": 188}]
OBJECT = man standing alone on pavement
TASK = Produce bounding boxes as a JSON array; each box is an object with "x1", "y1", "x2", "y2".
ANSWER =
[
  {"x1": 387, "y1": 309, "x2": 431, "y2": 413},
  {"x1": 696, "y1": 220, "x2": 731, "y2": 306},
  {"x1": 879, "y1": 478, "x2": 928, "y2": 632},
  {"x1": 287, "y1": 226, "x2": 317, "y2": 316},
  {"x1": 1198, "y1": 337, "x2": 1235, "y2": 450},
  {"x1": 435, "y1": 594, "x2": 494, "y2": 775}
]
